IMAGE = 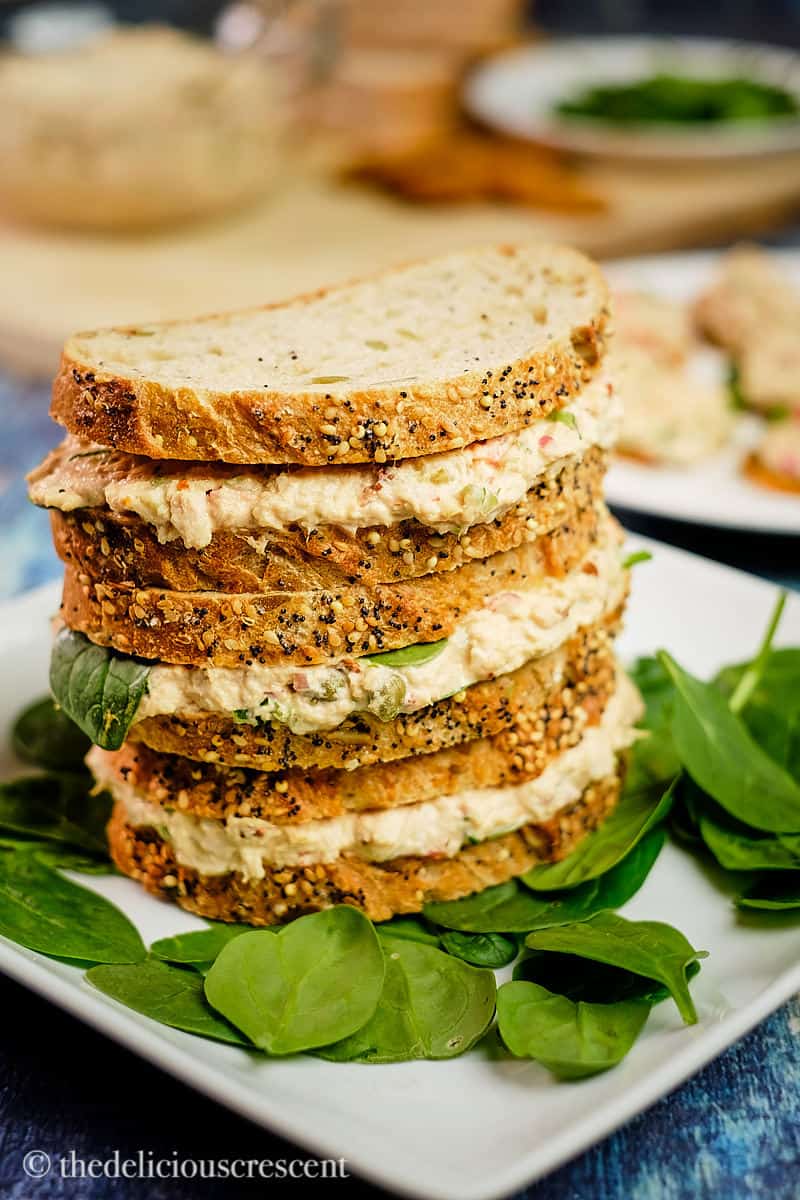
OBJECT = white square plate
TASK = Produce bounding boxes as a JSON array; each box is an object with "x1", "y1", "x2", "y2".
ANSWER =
[{"x1": 0, "y1": 537, "x2": 799, "y2": 1200}]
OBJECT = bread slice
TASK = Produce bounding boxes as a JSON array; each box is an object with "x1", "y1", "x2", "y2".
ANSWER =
[
  {"x1": 59, "y1": 502, "x2": 602, "y2": 668},
  {"x1": 51, "y1": 245, "x2": 609, "y2": 466},
  {"x1": 129, "y1": 613, "x2": 621, "y2": 770},
  {"x1": 107, "y1": 768, "x2": 621, "y2": 924},
  {"x1": 49, "y1": 447, "x2": 606, "y2": 593},
  {"x1": 91, "y1": 655, "x2": 616, "y2": 824}
]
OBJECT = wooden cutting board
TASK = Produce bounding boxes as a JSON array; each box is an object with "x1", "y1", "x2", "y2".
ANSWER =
[{"x1": 3, "y1": 153, "x2": 800, "y2": 379}]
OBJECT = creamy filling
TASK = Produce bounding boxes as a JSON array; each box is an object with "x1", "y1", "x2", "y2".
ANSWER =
[
  {"x1": 134, "y1": 515, "x2": 626, "y2": 736},
  {"x1": 96, "y1": 674, "x2": 641, "y2": 876},
  {"x1": 28, "y1": 371, "x2": 620, "y2": 548}
]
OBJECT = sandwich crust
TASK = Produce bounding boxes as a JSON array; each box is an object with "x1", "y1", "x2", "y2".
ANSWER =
[
  {"x1": 129, "y1": 614, "x2": 621, "y2": 770},
  {"x1": 107, "y1": 768, "x2": 622, "y2": 924},
  {"x1": 49, "y1": 447, "x2": 606, "y2": 593},
  {"x1": 59, "y1": 503, "x2": 605, "y2": 668},
  {"x1": 51, "y1": 245, "x2": 609, "y2": 466},
  {"x1": 92, "y1": 657, "x2": 616, "y2": 824}
]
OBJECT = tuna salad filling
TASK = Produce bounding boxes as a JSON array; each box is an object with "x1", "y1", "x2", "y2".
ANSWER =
[
  {"x1": 29, "y1": 371, "x2": 620, "y2": 548},
  {"x1": 132, "y1": 517, "x2": 627, "y2": 736},
  {"x1": 93, "y1": 673, "x2": 641, "y2": 875}
]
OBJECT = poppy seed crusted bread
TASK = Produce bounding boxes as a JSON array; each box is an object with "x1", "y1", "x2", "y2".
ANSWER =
[
  {"x1": 31, "y1": 243, "x2": 638, "y2": 926},
  {"x1": 51, "y1": 245, "x2": 609, "y2": 466}
]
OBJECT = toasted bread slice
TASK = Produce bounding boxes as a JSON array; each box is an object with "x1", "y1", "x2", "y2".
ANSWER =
[
  {"x1": 129, "y1": 614, "x2": 620, "y2": 770},
  {"x1": 51, "y1": 245, "x2": 609, "y2": 466},
  {"x1": 91, "y1": 655, "x2": 616, "y2": 824},
  {"x1": 108, "y1": 768, "x2": 622, "y2": 924},
  {"x1": 49, "y1": 447, "x2": 606, "y2": 593},
  {"x1": 59, "y1": 502, "x2": 602, "y2": 667}
]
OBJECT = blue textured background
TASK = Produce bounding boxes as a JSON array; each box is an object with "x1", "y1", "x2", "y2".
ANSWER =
[{"x1": 2, "y1": 354, "x2": 800, "y2": 1199}]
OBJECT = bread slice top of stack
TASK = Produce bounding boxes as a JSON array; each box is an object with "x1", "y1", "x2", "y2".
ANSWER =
[
  {"x1": 30, "y1": 243, "x2": 640, "y2": 926},
  {"x1": 51, "y1": 243, "x2": 609, "y2": 465}
]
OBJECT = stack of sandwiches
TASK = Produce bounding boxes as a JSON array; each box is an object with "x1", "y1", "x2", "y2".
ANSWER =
[{"x1": 29, "y1": 245, "x2": 641, "y2": 925}]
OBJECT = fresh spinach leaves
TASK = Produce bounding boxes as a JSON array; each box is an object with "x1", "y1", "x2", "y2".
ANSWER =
[
  {"x1": 439, "y1": 930, "x2": 518, "y2": 968},
  {"x1": 496, "y1": 980, "x2": 652, "y2": 1080},
  {"x1": 736, "y1": 873, "x2": 800, "y2": 911},
  {"x1": 12, "y1": 696, "x2": 90, "y2": 770},
  {"x1": 49, "y1": 629, "x2": 152, "y2": 750},
  {"x1": 204, "y1": 908, "x2": 384, "y2": 1054},
  {"x1": 319, "y1": 937, "x2": 496, "y2": 1063},
  {"x1": 659, "y1": 650, "x2": 800, "y2": 832},
  {"x1": 524, "y1": 911, "x2": 706, "y2": 1025},
  {"x1": 88, "y1": 959, "x2": 248, "y2": 1044},
  {"x1": 150, "y1": 923, "x2": 255, "y2": 965},
  {"x1": 0, "y1": 773, "x2": 111, "y2": 856},
  {"x1": 364, "y1": 640, "x2": 448, "y2": 669},
  {"x1": 0, "y1": 848, "x2": 144, "y2": 963},
  {"x1": 521, "y1": 786, "x2": 673, "y2": 891}
]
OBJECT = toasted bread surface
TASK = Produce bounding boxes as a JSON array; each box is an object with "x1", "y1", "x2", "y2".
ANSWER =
[
  {"x1": 129, "y1": 613, "x2": 620, "y2": 770},
  {"x1": 108, "y1": 768, "x2": 621, "y2": 924},
  {"x1": 49, "y1": 447, "x2": 606, "y2": 593},
  {"x1": 59, "y1": 503, "x2": 603, "y2": 667},
  {"x1": 52, "y1": 245, "x2": 609, "y2": 465}
]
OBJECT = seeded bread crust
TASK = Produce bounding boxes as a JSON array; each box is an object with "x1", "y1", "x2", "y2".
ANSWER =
[
  {"x1": 51, "y1": 245, "x2": 609, "y2": 466},
  {"x1": 91, "y1": 658, "x2": 616, "y2": 824},
  {"x1": 48, "y1": 447, "x2": 606, "y2": 593},
  {"x1": 107, "y1": 768, "x2": 622, "y2": 924},
  {"x1": 129, "y1": 614, "x2": 622, "y2": 771},
  {"x1": 59, "y1": 505, "x2": 606, "y2": 668}
]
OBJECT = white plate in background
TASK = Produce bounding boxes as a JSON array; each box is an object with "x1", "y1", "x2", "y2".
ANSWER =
[
  {"x1": 464, "y1": 37, "x2": 800, "y2": 161},
  {"x1": 603, "y1": 249, "x2": 800, "y2": 534},
  {"x1": 1, "y1": 543, "x2": 799, "y2": 1200}
]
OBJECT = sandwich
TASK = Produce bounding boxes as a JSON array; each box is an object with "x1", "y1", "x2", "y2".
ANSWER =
[
  {"x1": 29, "y1": 243, "x2": 641, "y2": 926},
  {"x1": 613, "y1": 290, "x2": 733, "y2": 465}
]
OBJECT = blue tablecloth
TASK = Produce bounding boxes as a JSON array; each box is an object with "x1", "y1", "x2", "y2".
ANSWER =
[{"x1": 1, "y1": 373, "x2": 799, "y2": 1200}]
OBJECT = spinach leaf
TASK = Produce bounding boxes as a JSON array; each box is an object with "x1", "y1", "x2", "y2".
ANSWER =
[
  {"x1": 736, "y1": 873, "x2": 800, "y2": 911},
  {"x1": 150, "y1": 923, "x2": 255, "y2": 965},
  {"x1": 715, "y1": 648, "x2": 800, "y2": 779},
  {"x1": 659, "y1": 650, "x2": 800, "y2": 832},
  {"x1": 699, "y1": 806, "x2": 800, "y2": 872},
  {"x1": 521, "y1": 783, "x2": 674, "y2": 891},
  {"x1": 34, "y1": 847, "x2": 114, "y2": 874},
  {"x1": 439, "y1": 930, "x2": 518, "y2": 968},
  {"x1": 427, "y1": 828, "x2": 665, "y2": 934},
  {"x1": 425, "y1": 880, "x2": 559, "y2": 934},
  {"x1": 12, "y1": 697, "x2": 90, "y2": 770},
  {"x1": 513, "y1": 949, "x2": 701, "y2": 1005},
  {"x1": 627, "y1": 655, "x2": 682, "y2": 789},
  {"x1": 0, "y1": 774, "x2": 111, "y2": 855},
  {"x1": 726, "y1": 593, "x2": 788, "y2": 715},
  {"x1": 318, "y1": 938, "x2": 495, "y2": 1063},
  {"x1": 376, "y1": 915, "x2": 440, "y2": 946},
  {"x1": 524, "y1": 911, "x2": 706, "y2": 1025},
  {"x1": 622, "y1": 551, "x2": 653, "y2": 570},
  {"x1": 496, "y1": 980, "x2": 651, "y2": 1080},
  {"x1": 364, "y1": 639, "x2": 448, "y2": 669},
  {"x1": 50, "y1": 629, "x2": 152, "y2": 751},
  {"x1": 0, "y1": 849, "x2": 145, "y2": 963},
  {"x1": 204, "y1": 907, "x2": 384, "y2": 1054},
  {"x1": 88, "y1": 959, "x2": 247, "y2": 1044}
]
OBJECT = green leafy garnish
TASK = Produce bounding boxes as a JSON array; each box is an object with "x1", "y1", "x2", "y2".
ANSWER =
[
  {"x1": 0, "y1": 848, "x2": 145, "y2": 964},
  {"x1": 12, "y1": 696, "x2": 90, "y2": 770},
  {"x1": 622, "y1": 550, "x2": 653, "y2": 570},
  {"x1": 50, "y1": 629, "x2": 152, "y2": 751},
  {"x1": 365, "y1": 639, "x2": 448, "y2": 669},
  {"x1": 736, "y1": 873, "x2": 800, "y2": 911},
  {"x1": 318, "y1": 937, "x2": 495, "y2": 1063},
  {"x1": 659, "y1": 650, "x2": 800, "y2": 832},
  {"x1": 439, "y1": 930, "x2": 519, "y2": 968},
  {"x1": 496, "y1": 981, "x2": 652, "y2": 1080},
  {"x1": 150, "y1": 923, "x2": 256, "y2": 966},
  {"x1": 0, "y1": 774, "x2": 111, "y2": 856},
  {"x1": 524, "y1": 912, "x2": 706, "y2": 1025},
  {"x1": 556, "y1": 74, "x2": 799, "y2": 124},
  {"x1": 204, "y1": 908, "x2": 384, "y2": 1054},
  {"x1": 548, "y1": 409, "x2": 578, "y2": 432},
  {"x1": 88, "y1": 959, "x2": 248, "y2": 1044}
]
